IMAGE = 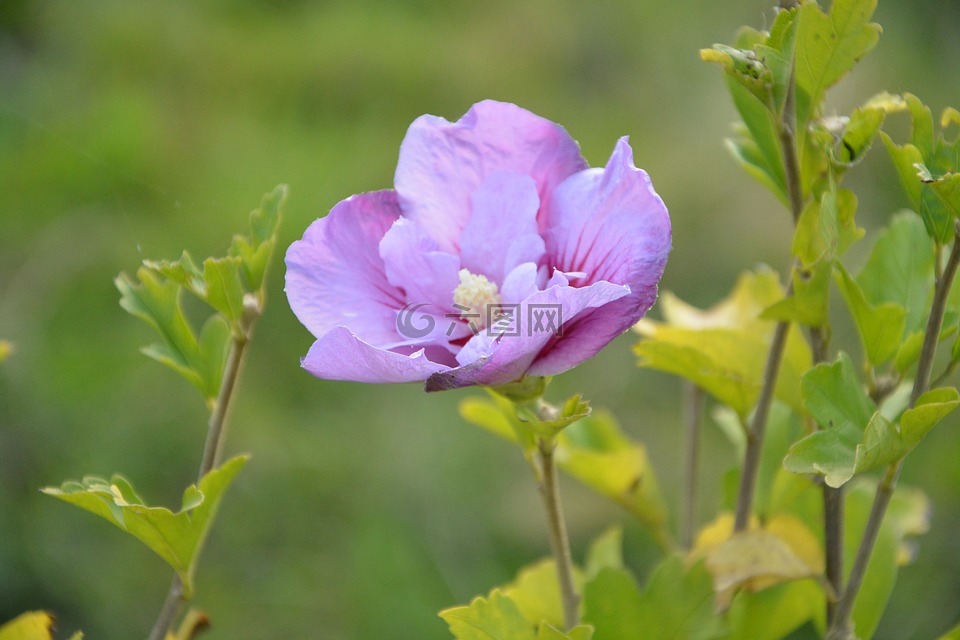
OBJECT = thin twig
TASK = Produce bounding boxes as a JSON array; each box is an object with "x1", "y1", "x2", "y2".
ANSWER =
[
  {"x1": 147, "y1": 335, "x2": 250, "y2": 640},
  {"x1": 734, "y1": 65, "x2": 803, "y2": 533},
  {"x1": 733, "y1": 318, "x2": 790, "y2": 531},
  {"x1": 681, "y1": 383, "x2": 704, "y2": 549},
  {"x1": 828, "y1": 223, "x2": 960, "y2": 639},
  {"x1": 198, "y1": 337, "x2": 248, "y2": 481},
  {"x1": 147, "y1": 577, "x2": 184, "y2": 640},
  {"x1": 537, "y1": 437, "x2": 580, "y2": 630}
]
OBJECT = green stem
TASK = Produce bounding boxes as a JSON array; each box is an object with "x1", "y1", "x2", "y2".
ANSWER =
[
  {"x1": 198, "y1": 337, "x2": 248, "y2": 481},
  {"x1": 733, "y1": 317, "x2": 790, "y2": 531},
  {"x1": 146, "y1": 577, "x2": 184, "y2": 640},
  {"x1": 681, "y1": 383, "x2": 704, "y2": 549},
  {"x1": 827, "y1": 225, "x2": 960, "y2": 639},
  {"x1": 537, "y1": 437, "x2": 580, "y2": 630},
  {"x1": 146, "y1": 335, "x2": 249, "y2": 640},
  {"x1": 822, "y1": 482, "x2": 844, "y2": 625},
  {"x1": 734, "y1": 65, "x2": 802, "y2": 533}
]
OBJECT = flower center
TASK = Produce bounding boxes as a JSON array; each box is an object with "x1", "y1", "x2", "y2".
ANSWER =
[{"x1": 452, "y1": 269, "x2": 501, "y2": 329}]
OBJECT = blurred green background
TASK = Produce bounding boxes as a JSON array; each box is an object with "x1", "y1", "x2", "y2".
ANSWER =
[{"x1": 1, "y1": 1, "x2": 959, "y2": 638}]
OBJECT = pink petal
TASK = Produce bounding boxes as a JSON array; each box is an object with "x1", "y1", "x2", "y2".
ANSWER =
[
  {"x1": 543, "y1": 137, "x2": 671, "y2": 293},
  {"x1": 302, "y1": 326, "x2": 451, "y2": 383},
  {"x1": 530, "y1": 138, "x2": 671, "y2": 376},
  {"x1": 425, "y1": 281, "x2": 629, "y2": 391},
  {"x1": 460, "y1": 171, "x2": 545, "y2": 284},
  {"x1": 395, "y1": 100, "x2": 587, "y2": 253},
  {"x1": 285, "y1": 191, "x2": 406, "y2": 347},
  {"x1": 379, "y1": 218, "x2": 461, "y2": 312}
]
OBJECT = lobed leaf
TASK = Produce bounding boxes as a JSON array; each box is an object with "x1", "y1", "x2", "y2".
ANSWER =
[
  {"x1": 583, "y1": 556, "x2": 725, "y2": 640},
  {"x1": 792, "y1": 0, "x2": 881, "y2": 130},
  {"x1": 0, "y1": 612, "x2": 82, "y2": 640},
  {"x1": 785, "y1": 384, "x2": 958, "y2": 487},
  {"x1": 637, "y1": 269, "x2": 810, "y2": 416},
  {"x1": 834, "y1": 263, "x2": 907, "y2": 366},
  {"x1": 440, "y1": 591, "x2": 536, "y2": 640},
  {"x1": 42, "y1": 455, "x2": 248, "y2": 597}
]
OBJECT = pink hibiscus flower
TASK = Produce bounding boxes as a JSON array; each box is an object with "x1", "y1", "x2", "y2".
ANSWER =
[{"x1": 285, "y1": 100, "x2": 671, "y2": 391}]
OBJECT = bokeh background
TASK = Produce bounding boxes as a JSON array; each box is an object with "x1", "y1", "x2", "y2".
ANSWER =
[{"x1": 2, "y1": 1, "x2": 959, "y2": 638}]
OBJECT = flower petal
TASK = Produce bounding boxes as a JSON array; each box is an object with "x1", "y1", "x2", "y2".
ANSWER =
[
  {"x1": 425, "y1": 281, "x2": 629, "y2": 391},
  {"x1": 460, "y1": 171, "x2": 545, "y2": 284},
  {"x1": 531, "y1": 139, "x2": 671, "y2": 376},
  {"x1": 285, "y1": 190, "x2": 405, "y2": 346},
  {"x1": 395, "y1": 100, "x2": 587, "y2": 253},
  {"x1": 526, "y1": 296, "x2": 640, "y2": 377},
  {"x1": 302, "y1": 326, "x2": 451, "y2": 383},
  {"x1": 379, "y1": 217, "x2": 461, "y2": 311},
  {"x1": 543, "y1": 137, "x2": 671, "y2": 295}
]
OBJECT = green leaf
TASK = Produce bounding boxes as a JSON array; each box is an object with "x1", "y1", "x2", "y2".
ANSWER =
[
  {"x1": 42, "y1": 455, "x2": 248, "y2": 597},
  {"x1": 536, "y1": 625, "x2": 593, "y2": 640},
  {"x1": 583, "y1": 557, "x2": 725, "y2": 640},
  {"x1": 704, "y1": 529, "x2": 823, "y2": 610},
  {"x1": 0, "y1": 612, "x2": 81, "y2": 640},
  {"x1": 938, "y1": 622, "x2": 960, "y2": 640},
  {"x1": 833, "y1": 105, "x2": 886, "y2": 166},
  {"x1": 501, "y1": 560, "x2": 568, "y2": 631},
  {"x1": 440, "y1": 590, "x2": 536, "y2": 640},
  {"x1": 116, "y1": 268, "x2": 204, "y2": 392},
  {"x1": 786, "y1": 383, "x2": 958, "y2": 487},
  {"x1": 856, "y1": 212, "x2": 933, "y2": 334},
  {"x1": 230, "y1": 184, "x2": 286, "y2": 292},
  {"x1": 580, "y1": 567, "x2": 644, "y2": 639},
  {"x1": 790, "y1": 186, "x2": 862, "y2": 268},
  {"x1": 792, "y1": 0, "x2": 881, "y2": 129},
  {"x1": 143, "y1": 250, "x2": 206, "y2": 299},
  {"x1": 583, "y1": 527, "x2": 623, "y2": 581},
  {"x1": 762, "y1": 261, "x2": 832, "y2": 326},
  {"x1": 202, "y1": 256, "x2": 246, "y2": 325},
  {"x1": 923, "y1": 171, "x2": 960, "y2": 220},
  {"x1": 880, "y1": 96, "x2": 956, "y2": 242},
  {"x1": 559, "y1": 411, "x2": 669, "y2": 539},
  {"x1": 116, "y1": 267, "x2": 232, "y2": 403},
  {"x1": 834, "y1": 263, "x2": 907, "y2": 365},
  {"x1": 515, "y1": 394, "x2": 591, "y2": 441},
  {"x1": 801, "y1": 353, "x2": 875, "y2": 433},
  {"x1": 637, "y1": 269, "x2": 811, "y2": 416},
  {"x1": 727, "y1": 580, "x2": 823, "y2": 640},
  {"x1": 724, "y1": 77, "x2": 787, "y2": 202},
  {"x1": 900, "y1": 387, "x2": 960, "y2": 447}
]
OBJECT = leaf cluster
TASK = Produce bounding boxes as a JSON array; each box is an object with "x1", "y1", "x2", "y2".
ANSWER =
[{"x1": 115, "y1": 185, "x2": 285, "y2": 405}]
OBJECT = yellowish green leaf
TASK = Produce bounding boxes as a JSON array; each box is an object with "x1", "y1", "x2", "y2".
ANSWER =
[
  {"x1": 42, "y1": 455, "x2": 248, "y2": 597},
  {"x1": 440, "y1": 590, "x2": 536, "y2": 640}
]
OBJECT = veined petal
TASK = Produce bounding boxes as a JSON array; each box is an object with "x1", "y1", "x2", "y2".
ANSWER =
[
  {"x1": 527, "y1": 296, "x2": 642, "y2": 376},
  {"x1": 379, "y1": 218, "x2": 461, "y2": 312},
  {"x1": 303, "y1": 326, "x2": 451, "y2": 383},
  {"x1": 285, "y1": 190, "x2": 405, "y2": 346},
  {"x1": 395, "y1": 100, "x2": 587, "y2": 253},
  {"x1": 460, "y1": 171, "x2": 545, "y2": 284},
  {"x1": 425, "y1": 280, "x2": 629, "y2": 391},
  {"x1": 543, "y1": 137, "x2": 671, "y2": 295}
]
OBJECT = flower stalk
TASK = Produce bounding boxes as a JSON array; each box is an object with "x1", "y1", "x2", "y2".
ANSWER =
[
  {"x1": 146, "y1": 333, "x2": 251, "y2": 640},
  {"x1": 536, "y1": 435, "x2": 580, "y2": 630}
]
